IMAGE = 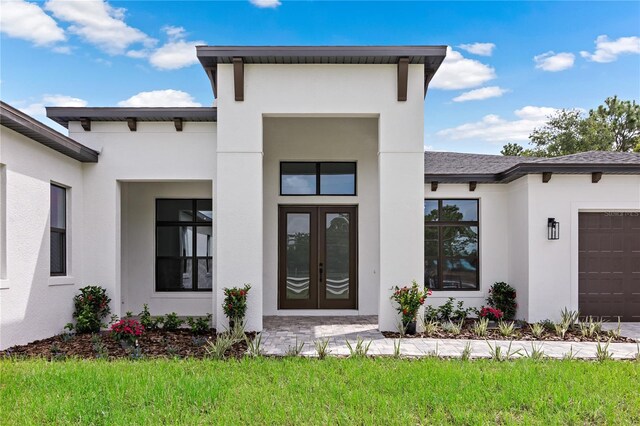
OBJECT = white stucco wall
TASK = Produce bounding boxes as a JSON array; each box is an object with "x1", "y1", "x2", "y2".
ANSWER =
[
  {"x1": 0, "y1": 127, "x2": 85, "y2": 349},
  {"x1": 525, "y1": 173, "x2": 640, "y2": 322},
  {"x1": 262, "y1": 117, "x2": 379, "y2": 316},
  {"x1": 427, "y1": 173, "x2": 640, "y2": 322},
  {"x1": 67, "y1": 121, "x2": 217, "y2": 324},
  {"x1": 121, "y1": 181, "x2": 213, "y2": 316},
  {"x1": 216, "y1": 63, "x2": 425, "y2": 331}
]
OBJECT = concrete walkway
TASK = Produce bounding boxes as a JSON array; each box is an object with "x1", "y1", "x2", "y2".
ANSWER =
[{"x1": 261, "y1": 316, "x2": 639, "y2": 360}]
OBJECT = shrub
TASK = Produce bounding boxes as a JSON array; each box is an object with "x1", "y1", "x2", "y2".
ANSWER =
[
  {"x1": 72, "y1": 286, "x2": 111, "y2": 333},
  {"x1": 110, "y1": 318, "x2": 144, "y2": 344},
  {"x1": 223, "y1": 284, "x2": 251, "y2": 326},
  {"x1": 479, "y1": 306, "x2": 503, "y2": 321},
  {"x1": 472, "y1": 317, "x2": 489, "y2": 337},
  {"x1": 390, "y1": 280, "x2": 431, "y2": 325},
  {"x1": 139, "y1": 304, "x2": 162, "y2": 331},
  {"x1": 424, "y1": 297, "x2": 472, "y2": 322},
  {"x1": 487, "y1": 282, "x2": 517, "y2": 320},
  {"x1": 187, "y1": 314, "x2": 212, "y2": 335},
  {"x1": 163, "y1": 312, "x2": 184, "y2": 331}
]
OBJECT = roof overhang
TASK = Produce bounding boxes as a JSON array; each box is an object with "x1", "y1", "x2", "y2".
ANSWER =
[
  {"x1": 196, "y1": 45, "x2": 448, "y2": 99},
  {"x1": 46, "y1": 107, "x2": 218, "y2": 129},
  {"x1": 1, "y1": 101, "x2": 99, "y2": 163},
  {"x1": 424, "y1": 163, "x2": 640, "y2": 184}
]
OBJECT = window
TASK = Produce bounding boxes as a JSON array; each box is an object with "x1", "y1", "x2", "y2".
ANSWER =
[
  {"x1": 280, "y1": 162, "x2": 356, "y2": 195},
  {"x1": 156, "y1": 199, "x2": 212, "y2": 291},
  {"x1": 424, "y1": 199, "x2": 479, "y2": 290},
  {"x1": 50, "y1": 184, "x2": 66, "y2": 276}
]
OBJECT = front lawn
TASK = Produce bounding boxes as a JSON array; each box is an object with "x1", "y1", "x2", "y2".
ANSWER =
[{"x1": 1, "y1": 358, "x2": 638, "y2": 424}]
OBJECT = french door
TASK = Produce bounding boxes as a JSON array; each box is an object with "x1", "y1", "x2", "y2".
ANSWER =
[{"x1": 278, "y1": 206, "x2": 357, "y2": 309}]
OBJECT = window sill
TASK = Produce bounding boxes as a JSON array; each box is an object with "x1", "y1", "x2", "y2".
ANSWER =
[
  {"x1": 151, "y1": 292, "x2": 213, "y2": 299},
  {"x1": 0, "y1": 279, "x2": 9, "y2": 290},
  {"x1": 428, "y1": 291, "x2": 485, "y2": 299},
  {"x1": 49, "y1": 276, "x2": 75, "y2": 286}
]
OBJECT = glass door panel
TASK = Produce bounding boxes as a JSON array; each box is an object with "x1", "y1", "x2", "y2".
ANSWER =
[
  {"x1": 324, "y1": 213, "x2": 350, "y2": 300},
  {"x1": 286, "y1": 213, "x2": 311, "y2": 300}
]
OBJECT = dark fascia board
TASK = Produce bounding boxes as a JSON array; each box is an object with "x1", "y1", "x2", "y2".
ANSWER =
[
  {"x1": 424, "y1": 163, "x2": 640, "y2": 184},
  {"x1": 46, "y1": 107, "x2": 218, "y2": 129},
  {"x1": 1, "y1": 101, "x2": 99, "y2": 163},
  {"x1": 196, "y1": 45, "x2": 448, "y2": 98},
  {"x1": 196, "y1": 45, "x2": 448, "y2": 65}
]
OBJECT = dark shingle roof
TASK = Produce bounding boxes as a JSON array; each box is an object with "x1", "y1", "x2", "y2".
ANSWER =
[
  {"x1": 424, "y1": 151, "x2": 525, "y2": 174},
  {"x1": 424, "y1": 150, "x2": 640, "y2": 183},
  {"x1": 534, "y1": 151, "x2": 640, "y2": 164}
]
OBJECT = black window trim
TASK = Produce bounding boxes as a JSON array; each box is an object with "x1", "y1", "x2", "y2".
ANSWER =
[
  {"x1": 279, "y1": 161, "x2": 357, "y2": 196},
  {"x1": 155, "y1": 198, "x2": 213, "y2": 292},
  {"x1": 424, "y1": 198, "x2": 480, "y2": 291},
  {"x1": 50, "y1": 183, "x2": 67, "y2": 277}
]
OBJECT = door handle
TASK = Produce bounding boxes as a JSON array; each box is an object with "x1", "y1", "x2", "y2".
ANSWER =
[{"x1": 319, "y1": 263, "x2": 324, "y2": 282}]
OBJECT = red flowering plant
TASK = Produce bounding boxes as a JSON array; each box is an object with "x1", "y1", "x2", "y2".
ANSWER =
[
  {"x1": 222, "y1": 284, "x2": 251, "y2": 326},
  {"x1": 110, "y1": 318, "x2": 144, "y2": 344},
  {"x1": 72, "y1": 286, "x2": 111, "y2": 334},
  {"x1": 479, "y1": 307, "x2": 504, "y2": 321},
  {"x1": 390, "y1": 280, "x2": 432, "y2": 326}
]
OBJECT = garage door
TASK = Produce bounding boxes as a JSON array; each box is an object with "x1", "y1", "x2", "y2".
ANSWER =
[{"x1": 579, "y1": 212, "x2": 640, "y2": 322}]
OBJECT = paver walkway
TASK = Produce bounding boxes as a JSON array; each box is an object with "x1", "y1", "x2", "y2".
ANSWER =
[{"x1": 261, "y1": 316, "x2": 639, "y2": 359}]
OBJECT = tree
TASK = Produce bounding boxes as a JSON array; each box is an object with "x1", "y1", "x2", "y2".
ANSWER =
[
  {"x1": 501, "y1": 97, "x2": 640, "y2": 156},
  {"x1": 500, "y1": 143, "x2": 525, "y2": 156},
  {"x1": 583, "y1": 96, "x2": 640, "y2": 153}
]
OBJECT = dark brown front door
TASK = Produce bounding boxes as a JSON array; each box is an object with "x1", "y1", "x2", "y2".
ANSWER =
[
  {"x1": 578, "y1": 212, "x2": 640, "y2": 321},
  {"x1": 279, "y1": 206, "x2": 357, "y2": 309}
]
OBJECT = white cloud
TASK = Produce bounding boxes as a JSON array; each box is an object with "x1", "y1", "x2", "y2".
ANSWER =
[
  {"x1": 250, "y1": 0, "x2": 281, "y2": 8},
  {"x1": 452, "y1": 86, "x2": 509, "y2": 102},
  {"x1": 52, "y1": 45, "x2": 72, "y2": 54},
  {"x1": 117, "y1": 90, "x2": 202, "y2": 107},
  {"x1": 534, "y1": 51, "x2": 575, "y2": 72},
  {"x1": 149, "y1": 39, "x2": 203, "y2": 69},
  {"x1": 45, "y1": 0, "x2": 155, "y2": 54},
  {"x1": 430, "y1": 47, "x2": 496, "y2": 90},
  {"x1": 436, "y1": 106, "x2": 560, "y2": 142},
  {"x1": 128, "y1": 26, "x2": 204, "y2": 70},
  {"x1": 0, "y1": 0, "x2": 65, "y2": 46},
  {"x1": 457, "y1": 42, "x2": 495, "y2": 56},
  {"x1": 580, "y1": 35, "x2": 640, "y2": 63},
  {"x1": 20, "y1": 94, "x2": 88, "y2": 117}
]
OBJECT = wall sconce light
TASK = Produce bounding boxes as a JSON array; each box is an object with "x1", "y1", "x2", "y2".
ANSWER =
[{"x1": 547, "y1": 218, "x2": 560, "y2": 240}]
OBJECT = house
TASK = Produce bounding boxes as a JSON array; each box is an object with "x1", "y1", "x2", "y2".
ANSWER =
[{"x1": 1, "y1": 45, "x2": 638, "y2": 349}]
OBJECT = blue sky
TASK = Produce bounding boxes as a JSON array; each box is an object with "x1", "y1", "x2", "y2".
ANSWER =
[{"x1": 1, "y1": 1, "x2": 639, "y2": 154}]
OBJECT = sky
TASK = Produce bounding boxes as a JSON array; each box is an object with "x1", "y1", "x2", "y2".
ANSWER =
[{"x1": 1, "y1": 0, "x2": 639, "y2": 154}]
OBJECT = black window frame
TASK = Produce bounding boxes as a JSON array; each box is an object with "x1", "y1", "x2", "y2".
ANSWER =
[
  {"x1": 50, "y1": 183, "x2": 67, "y2": 276},
  {"x1": 280, "y1": 161, "x2": 357, "y2": 196},
  {"x1": 424, "y1": 199, "x2": 480, "y2": 291},
  {"x1": 155, "y1": 198, "x2": 213, "y2": 292}
]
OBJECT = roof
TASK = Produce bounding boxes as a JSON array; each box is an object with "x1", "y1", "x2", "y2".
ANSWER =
[
  {"x1": 46, "y1": 107, "x2": 218, "y2": 129},
  {"x1": 424, "y1": 151, "x2": 640, "y2": 183},
  {"x1": 1, "y1": 101, "x2": 99, "y2": 163},
  {"x1": 196, "y1": 45, "x2": 447, "y2": 66},
  {"x1": 196, "y1": 45, "x2": 448, "y2": 98}
]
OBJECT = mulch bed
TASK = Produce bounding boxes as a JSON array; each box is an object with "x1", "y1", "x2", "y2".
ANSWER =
[
  {"x1": 2, "y1": 329, "x2": 254, "y2": 361},
  {"x1": 382, "y1": 320, "x2": 635, "y2": 343}
]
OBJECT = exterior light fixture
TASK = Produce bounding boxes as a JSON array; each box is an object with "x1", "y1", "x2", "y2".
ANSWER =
[{"x1": 547, "y1": 218, "x2": 559, "y2": 240}]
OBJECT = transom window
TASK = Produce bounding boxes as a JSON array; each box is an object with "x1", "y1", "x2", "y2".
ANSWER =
[
  {"x1": 424, "y1": 199, "x2": 479, "y2": 291},
  {"x1": 156, "y1": 199, "x2": 212, "y2": 292},
  {"x1": 280, "y1": 162, "x2": 356, "y2": 195}
]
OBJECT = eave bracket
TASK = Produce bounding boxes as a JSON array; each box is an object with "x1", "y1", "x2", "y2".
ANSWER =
[
  {"x1": 233, "y1": 57, "x2": 244, "y2": 101},
  {"x1": 397, "y1": 57, "x2": 409, "y2": 102}
]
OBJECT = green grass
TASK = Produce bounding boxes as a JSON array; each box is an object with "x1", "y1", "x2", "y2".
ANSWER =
[{"x1": 1, "y1": 358, "x2": 638, "y2": 425}]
